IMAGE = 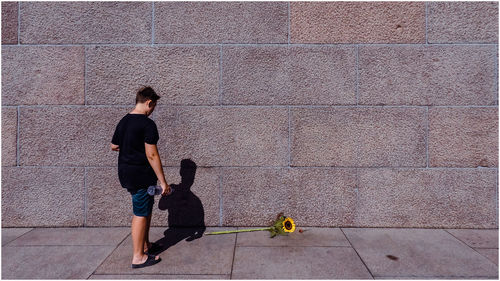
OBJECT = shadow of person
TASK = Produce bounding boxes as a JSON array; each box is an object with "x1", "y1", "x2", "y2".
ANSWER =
[{"x1": 152, "y1": 159, "x2": 206, "y2": 255}]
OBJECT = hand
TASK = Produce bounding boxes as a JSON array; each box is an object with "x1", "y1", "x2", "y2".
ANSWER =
[{"x1": 160, "y1": 182, "x2": 171, "y2": 196}]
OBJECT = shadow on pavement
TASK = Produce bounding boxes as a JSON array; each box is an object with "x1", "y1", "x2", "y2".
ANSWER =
[{"x1": 153, "y1": 158, "x2": 206, "y2": 254}]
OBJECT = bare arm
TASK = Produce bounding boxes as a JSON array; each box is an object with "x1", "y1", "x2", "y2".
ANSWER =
[{"x1": 145, "y1": 143, "x2": 170, "y2": 194}]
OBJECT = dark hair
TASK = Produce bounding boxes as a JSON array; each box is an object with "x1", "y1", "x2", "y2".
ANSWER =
[{"x1": 136, "y1": 86, "x2": 160, "y2": 104}]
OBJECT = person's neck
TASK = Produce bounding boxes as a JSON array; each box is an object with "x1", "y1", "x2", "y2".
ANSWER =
[
  {"x1": 130, "y1": 107, "x2": 147, "y2": 115},
  {"x1": 130, "y1": 111, "x2": 146, "y2": 115}
]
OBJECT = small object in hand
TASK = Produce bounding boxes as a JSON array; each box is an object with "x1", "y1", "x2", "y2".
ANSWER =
[{"x1": 147, "y1": 185, "x2": 174, "y2": 196}]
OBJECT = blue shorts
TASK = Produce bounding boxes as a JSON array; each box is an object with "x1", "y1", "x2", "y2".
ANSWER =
[{"x1": 131, "y1": 188, "x2": 154, "y2": 217}]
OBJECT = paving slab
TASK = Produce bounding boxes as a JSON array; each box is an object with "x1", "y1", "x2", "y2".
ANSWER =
[
  {"x1": 342, "y1": 228, "x2": 498, "y2": 279},
  {"x1": 1, "y1": 228, "x2": 33, "y2": 246},
  {"x1": 445, "y1": 229, "x2": 499, "y2": 249},
  {"x1": 236, "y1": 226, "x2": 350, "y2": 247},
  {"x1": 1, "y1": 245, "x2": 114, "y2": 279},
  {"x1": 231, "y1": 246, "x2": 373, "y2": 279},
  {"x1": 6, "y1": 227, "x2": 130, "y2": 246},
  {"x1": 95, "y1": 227, "x2": 236, "y2": 275},
  {"x1": 475, "y1": 248, "x2": 499, "y2": 266},
  {"x1": 89, "y1": 274, "x2": 230, "y2": 279}
]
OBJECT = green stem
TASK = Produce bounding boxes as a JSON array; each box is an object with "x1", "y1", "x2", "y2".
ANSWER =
[{"x1": 205, "y1": 227, "x2": 272, "y2": 235}]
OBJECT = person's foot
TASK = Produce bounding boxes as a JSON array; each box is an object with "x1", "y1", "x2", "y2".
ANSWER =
[
  {"x1": 132, "y1": 253, "x2": 160, "y2": 265},
  {"x1": 131, "y1": 254, "x2": 161, "y2": 269}
]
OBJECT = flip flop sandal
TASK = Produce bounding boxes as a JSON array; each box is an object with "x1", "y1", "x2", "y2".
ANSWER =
[
  {"x1": 131, "y1": 254, "x2": 161, "y2": 269},
  {"x1": 145, "y1": 242, "x2": 162, "y2": 255}
]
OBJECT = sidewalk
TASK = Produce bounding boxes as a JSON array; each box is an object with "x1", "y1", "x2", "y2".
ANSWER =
[{"x1": 1, "y1": 226, "x2": 498, "y2": 279}]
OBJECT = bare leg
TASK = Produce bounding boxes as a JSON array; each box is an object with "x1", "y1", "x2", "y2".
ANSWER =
[
  {"x1": 132, "y1": 215, "x2": 158, "y2": 264},
  {"x1": 144, "y1": 213, "x2": 153, "y2": 252}
]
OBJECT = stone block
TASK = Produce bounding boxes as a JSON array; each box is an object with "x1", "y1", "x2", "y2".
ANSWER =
[
  {"x1": 2, "y1": 46, "x2": 84, "y2": 105},
  {"x1": 19, "y1": 1, "x2": 151, "y2": 44},
  {"x1": 154, "y1": 1, "x2": 288, "y2": 43},
  {"x1": 86, "y1": 166, "x2": 132, "y2": 226},
  {"x1": 1, "y1": 167, "x2": 85, "y2": 227},
  {"x1": 86, "y1": 166, "x2": 220, "y2": 227},
  {"x1": 290, "y1": 1, "x2": 425, "y2": 43},
  {"x1": 429, "y1": 107, "x2": 498, "y2": 167},
  {"x1": 428, "y1": 1, "x2": 498, "y2": 43},
  {"x1": 1, "y1": 1, "x2": 17, "y2": 44},
  {"x1": 221, "y1": 167, "x2": 357, "y2": 226},
  {"x1": 85, "y1": 46, "x2": 219, "y2": 105},
  {"x1": 357, "y1": 107, "x2": 426, "y2": 167},
  {"x1": 154, "y1": 106, "x2": 289, "y2": 167},
  {"x1": 222, "y1": 45, "x2": 356, "y2": 105},
  {"x1": 291, "y1": 107, "x2": 426, "y2": 167},
  {"x1": 2, "y1": 107, "x2": 17, "y2": 166},
  {"x1": 359, "y1": 45, "x2": 497, "y2": 106},
  {"x1": 19, "y1": 106, "x2": 130, "y2": 166},
  {"x1": 356, "y1": 168, "x2": 497, "y2": 228}
]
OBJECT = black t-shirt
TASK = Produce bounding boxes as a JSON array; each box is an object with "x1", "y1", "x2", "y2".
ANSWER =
[{"x1": 111, "y1": 113, "x2": 159, "y2": 193}]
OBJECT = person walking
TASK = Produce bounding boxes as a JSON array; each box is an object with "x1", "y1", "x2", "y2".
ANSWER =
[{"x1": 110, "y1": 86, "x2": 171, "y2": 268}]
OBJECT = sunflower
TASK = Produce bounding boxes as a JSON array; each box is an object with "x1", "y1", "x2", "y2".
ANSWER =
[
  {"x1": 282, "y1": 217, "x2": 295, "y2": 233},
  {"x1": 205, "y1": 214, "x2": 297, "y2": 238}
]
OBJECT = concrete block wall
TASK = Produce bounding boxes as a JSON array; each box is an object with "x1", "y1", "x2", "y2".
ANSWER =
[{"x1": 1, "y1": 1, "x2": 498, "y2": 228}]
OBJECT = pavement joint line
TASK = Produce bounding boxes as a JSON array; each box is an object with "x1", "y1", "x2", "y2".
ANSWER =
[
  {"x1": 441, "y1": 229, "x2": 499, "y2": 266},
  {"x1": 339, "y1": 227, "x2": 375, "y2": 279},
  {"x1": 88, "y1": 231, "x2": 131, "y2": 278}
]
